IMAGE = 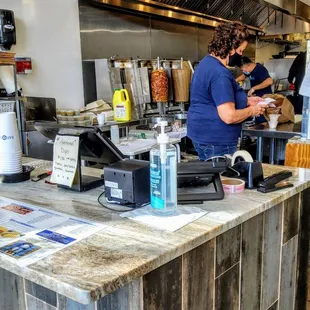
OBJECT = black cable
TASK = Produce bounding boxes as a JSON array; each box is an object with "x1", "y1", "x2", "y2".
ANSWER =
[{"x1": 97, "y1": 191, "x2": 134, "y2": 212}]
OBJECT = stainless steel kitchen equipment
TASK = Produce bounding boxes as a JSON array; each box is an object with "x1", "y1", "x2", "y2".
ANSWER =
[
  {"x1": 21, "y1": 97, "x2": 56, "y2": 160},
  {"x1": 82, "y1": 57, "x2": 192, "y2": 123}
]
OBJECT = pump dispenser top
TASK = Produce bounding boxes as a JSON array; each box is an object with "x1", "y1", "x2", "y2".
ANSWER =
[{"x1": 156, "y1": 121, "x2": 169, "y2": 144}]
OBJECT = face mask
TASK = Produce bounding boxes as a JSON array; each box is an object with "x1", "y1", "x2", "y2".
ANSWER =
[
  {"x1": 228, "y1": 52, "x2": 242, "y2": 67},
  {"x1": 244, "y1": 71, "x2": 250, "y2": 76}
]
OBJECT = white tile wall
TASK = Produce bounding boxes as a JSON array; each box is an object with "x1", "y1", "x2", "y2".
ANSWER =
[{"x1": 1, "y1": 0, "x2": 84, "y2": 109}]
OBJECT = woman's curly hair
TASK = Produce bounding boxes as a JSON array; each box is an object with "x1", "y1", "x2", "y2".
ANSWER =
[{"x1": 208, "y1": 22, "x2": 250, "y2": 59}]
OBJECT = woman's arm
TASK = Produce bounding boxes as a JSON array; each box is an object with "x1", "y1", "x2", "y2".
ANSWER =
[{"x1": 217, "y1": 102, "x2": 266, "y2": 124}]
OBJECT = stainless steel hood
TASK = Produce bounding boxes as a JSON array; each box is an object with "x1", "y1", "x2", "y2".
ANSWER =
[
  {"x1": 91, "y1": 0, "x2": 310, "y2": 33},
  {"x1": 91, "y1": 0, "x2": 266, "y2": 33},
  {"x1": 256, "y1": 0, "x2": 310, "y2": 23}
]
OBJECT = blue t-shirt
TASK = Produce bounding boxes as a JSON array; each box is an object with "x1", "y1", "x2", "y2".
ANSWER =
[
  {"x1": 249, "y1": 63, "x2": 272, "y2": 97},
  {"x1": 188, "y1": 55, "x2": 247, "y2": 146}
]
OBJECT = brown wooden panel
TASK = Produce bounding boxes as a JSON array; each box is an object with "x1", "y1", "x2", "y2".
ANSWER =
[
  {"x1": 261, "y1": 204, "x2": 282, "y2": 310},
  {"x1": 97, "y1": 278, "x2": 141, "y2": 310},
  {"x1": 216, "y1": 226, "x2": 241, "y2": 277},
  {"x1": 143, "y1": 257, "x2": 182, "y2": 310},
  {"x1": 283, "y1": 194, "x2": 300, "y2": 244},
  {"x1": 241, "y1": 214, "x2": 263, "y2": 310},
  {"x1": 279, "y1": 236, "x2": 298, "y2": 310},
  {"x1": 183, "y1": 239, "x2": 215, "y2": 310},
  {"x1": 215, "y1": 263, "x2": 239, "y2": 310},
  {"x1": 285, "y1": 143, "x2": 310, "y2": 168}
]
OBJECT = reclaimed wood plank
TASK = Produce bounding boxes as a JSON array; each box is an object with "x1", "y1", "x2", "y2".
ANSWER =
[
  {"x1": 261, "y1": 203, "x2": 282, "y2": 310},
  {"x1": 283, "y1": 194, "x2": 300, "y2": 244},
  {"x1": 215, "y1": 263, "x2": 239, "y2": 310},
  {"x1": 98, "y1": 278, "x2": 141, "y2": 310},
  {"x1": 58, "y1": 295, "x2": 95, "y2": 310},
  {"x1": 0, "y1": 268, "x2": 26, "y2": 310},
  {"x1": 183, "y1": 239, "x2": 215, "y2": 310},
  {"x1": 143, "y1": 257, "x2": 182, "y2": 310},
  {"x1": 26, "y1": 280, "x2": 57, "y2": 307},
  {"x1": 296, "y1": 188, "x2": 310, "y2": 310},
  {"x1": 216, "y1": 226, "x2": 241, "y2": 277},
  {"x1": 267, "y1": 301, "x2": 278, "y2": 310},
  {"x1": 279, "y1": 236, "x2": 298, "y2": 310},
  {"x1": 26, "y1": 294, "x2": 56, "y2": 310},
  {"x1": 241, "y1": 214, "x2": 263, "y2": 310}
]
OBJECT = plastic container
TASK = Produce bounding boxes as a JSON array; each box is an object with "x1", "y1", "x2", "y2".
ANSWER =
[
  {"x1": 112, "y1": 89, "x2": 132, "y2": 122},
  {"x1": 150, "y1": 121, "x2": 177, "y2": 216},
  {"x1": 110, "y1": 125, "x2": 120, "y2": 144},
  {"x1": 301, "y1": 97, "x2": 310, "y2": 139}
]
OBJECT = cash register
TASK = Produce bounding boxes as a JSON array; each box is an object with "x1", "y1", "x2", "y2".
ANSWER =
[{"x1": 57, "y1": 127, "x2": 227, "y2": 206}]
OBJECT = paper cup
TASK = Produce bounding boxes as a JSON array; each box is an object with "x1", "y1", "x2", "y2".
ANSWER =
[
  {"x1": 0, "y1": 169, "x2": 22, "y2": 175},
  {"x1": 0, "y1": 165, "x2": 22, "y2": 174},
  {"x1": 269, "y1": 114, "x2": 280, "y2": 122},
  {"x1": 97, "y1": 113, "x2": 106, "y2": 126},
  {"x1": 268, "y1": 121, "x2": 278, "y2": 129},
  {"x1": 0, "y1": 112, "x2": 21, "y2": 154}
]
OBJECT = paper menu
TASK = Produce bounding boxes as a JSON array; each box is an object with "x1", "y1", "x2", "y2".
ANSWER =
[
  {"x1": 0, "y1": 198, "x2": 106, "y2": 266},
  {"x1": 50, "y1": 135, "x2": 79, "y2": 187}
]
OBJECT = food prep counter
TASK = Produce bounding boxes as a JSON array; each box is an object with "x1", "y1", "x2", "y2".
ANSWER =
[
  {"x1": 241, "y1": 122, "x2": 301, "y2": 164},
  {"x1": 0, "y1": 158, "x2": 309, "y2": 310}
]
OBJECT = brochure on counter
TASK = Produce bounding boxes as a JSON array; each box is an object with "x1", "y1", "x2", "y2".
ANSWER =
[{"x1": 0, "y1": 198, "x2": 106, "y2": 266}]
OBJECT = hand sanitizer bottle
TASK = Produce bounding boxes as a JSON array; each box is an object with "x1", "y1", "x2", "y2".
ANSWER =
[{"x1": 150, "y1": 121, "x2": 177, "y2": 216}]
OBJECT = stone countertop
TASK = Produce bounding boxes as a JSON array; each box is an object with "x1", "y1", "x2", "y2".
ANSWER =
[{"x1": 0, "y1": 158, "x2": 310, "y2": 304}]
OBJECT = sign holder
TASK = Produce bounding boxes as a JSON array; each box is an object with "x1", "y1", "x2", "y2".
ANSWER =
[{"x1": 55, "y1": 131, "x2": 104, "y2": 192}]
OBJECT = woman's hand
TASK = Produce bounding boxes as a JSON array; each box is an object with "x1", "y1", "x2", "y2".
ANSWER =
[
  {"x1": 247, "y1": 96, "x2": 264, "y2": 106},
  {"x1": 250, "y1": 104, "x2": 267, "y2": 117}
]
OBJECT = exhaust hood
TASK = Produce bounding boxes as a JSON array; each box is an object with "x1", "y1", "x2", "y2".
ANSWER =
[
  {"x1": 91, "y1": 0, "x2": 267, "y2": 33},
  {"x1": 91, "y1": 0, "x2": 310, "y2": 32},
  {"x1": 256, "y1": 0, "x2": 310, "y2": 23}
]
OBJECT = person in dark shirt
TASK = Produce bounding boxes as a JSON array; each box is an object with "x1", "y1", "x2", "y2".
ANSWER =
[
  {"x1": 288, "y1": 52, "x2": 306, "y2": 114},
  {"x1": 236, "y1": 57, "x2": 273, "y2": 97},
  {"x1": 187, "y1": 22, "x2": 266, "y2": 160},
  {"x1": 288, "y1": 51, "x2": 306, "y2": 93}
]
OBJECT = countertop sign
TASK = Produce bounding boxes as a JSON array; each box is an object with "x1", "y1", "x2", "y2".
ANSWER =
[{"x1": 50, "y1": 135, "x2": 79, "y2": 187}]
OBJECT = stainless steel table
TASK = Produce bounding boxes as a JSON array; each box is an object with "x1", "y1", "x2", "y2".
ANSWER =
[
  {"x1": 242, "y1": 122, "x2": 301, "y2": 164},
  {"x1": 33, "y1": 120, "x2": 148, "y2": 141}
]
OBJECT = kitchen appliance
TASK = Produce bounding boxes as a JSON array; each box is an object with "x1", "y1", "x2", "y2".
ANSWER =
[
  {"x1": 177, "y1": 160, "x2": 227, "y2": 204},
  {"x1": 82, "y1": 57, "x2": 193, "y2": 119},
  {"x1": 172, "y1": 59, "x2": 191, "y2": 113},
  {"x1": 104, "y1": 159, "x2": 150, "y2": 208},
  {"x1": 0, "y1": 9, "x2": 16, "y2": 50}
]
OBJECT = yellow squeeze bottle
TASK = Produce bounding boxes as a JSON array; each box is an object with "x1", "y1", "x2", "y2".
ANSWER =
[{"x1": 112, "y1": 89, "x2": 132, "y2": 122}]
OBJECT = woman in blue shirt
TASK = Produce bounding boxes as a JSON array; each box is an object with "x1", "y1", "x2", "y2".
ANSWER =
[{"x1": 188, "y1": 22, "x2": 266, "y2": 160}]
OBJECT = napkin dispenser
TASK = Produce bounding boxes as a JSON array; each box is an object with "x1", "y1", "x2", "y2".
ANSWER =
[{"x1": 222, "y1": 161, "x2": 264, "y2": 189}]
